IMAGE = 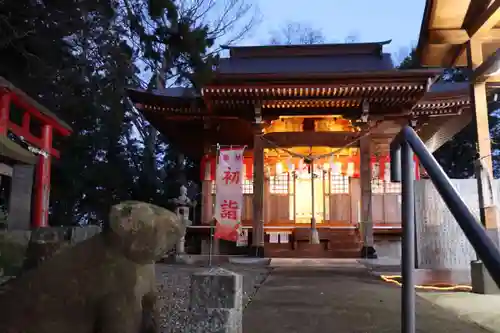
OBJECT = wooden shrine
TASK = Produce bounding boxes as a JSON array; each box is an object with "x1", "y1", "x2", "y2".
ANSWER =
[
  {"x1": 128, "y1": 41, "x2": 472, "y2": 258},
  {"x1": 0, "y1": 77, "x2": 72, "y2": 229}
]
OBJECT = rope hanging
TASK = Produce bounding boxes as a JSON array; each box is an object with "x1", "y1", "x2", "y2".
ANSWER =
[{"x1": 258, "y1": 120, "x2": 382, "y2": 162}]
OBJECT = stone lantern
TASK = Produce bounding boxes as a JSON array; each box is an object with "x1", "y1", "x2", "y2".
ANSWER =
[{"x1": 170, "y1": 185, "x2": 196, "y2": 255}]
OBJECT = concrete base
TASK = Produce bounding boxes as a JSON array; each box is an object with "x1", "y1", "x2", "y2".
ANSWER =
[
  {"x1": 360, "y1": 245, "x2": 378, "y2": 259},
  {"x1": 471, "y1": 260, "x2": 500, "y2": 294},
  {"x1": 249, "y1": 245, "x2": 265, "y2": 258},
  {"x1": 175, "y1": 254, "x2": 195, "y2": 264},
  {"x1": 228, "y1": 257, "x2": 270, "y2": 266}
]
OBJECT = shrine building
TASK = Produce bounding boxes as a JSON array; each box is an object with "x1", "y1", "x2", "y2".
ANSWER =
[{"x1": 127, "y1": 40, "x2": 471, "y2": 258}]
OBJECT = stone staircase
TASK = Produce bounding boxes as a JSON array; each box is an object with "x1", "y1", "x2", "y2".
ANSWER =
[{"x1": 265, "y1": 228, "x2": 362, "y2": 258}]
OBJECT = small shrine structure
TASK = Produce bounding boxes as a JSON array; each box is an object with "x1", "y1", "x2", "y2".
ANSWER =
[
  {"x1": 127, "y1": 41, "x2": 471, "y2": 258},
  {"x1": 0, "y1": 77, "x2": 72, "y2": 229}
]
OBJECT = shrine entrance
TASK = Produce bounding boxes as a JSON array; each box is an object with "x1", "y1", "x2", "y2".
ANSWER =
[{"x1": 294, "y1": 172, "x2": 324, "y2": 224}]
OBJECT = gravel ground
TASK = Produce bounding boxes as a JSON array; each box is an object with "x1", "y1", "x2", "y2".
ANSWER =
[{"x1": 156, "y1": 263, "x2": 271, "y2": 333}]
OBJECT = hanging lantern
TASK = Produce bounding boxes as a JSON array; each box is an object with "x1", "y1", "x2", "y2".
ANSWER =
[
  {"x1": 323, "y1": 162, "x2": 330, "y2": 171},
  {"x1": 384, "y1": 161, "x2": 391, "y2": 181},
  {"x1": 266, "y1": 165, "x2": 271, "y2": 178},
  {"x1": 276, "y1": 161, "x2": 283, "y2": 175},
  {"x1": 346, "y1": 162, "x2": 355, "y2": 177},
  {"x1": 372, "y1": 158, "x2": 380, "y2": 180},
  {"x1": 329, "y1": 155, "x2": 335, "y2": 170},
  {"x1": 352, "y1": 155, "x2": 360, "y2": 178},
  {"x1": 244, "y1": 157, "x2": 253, "y2": 180},
  {"x1": 332, "y1": 162, "x2": 342, "y2": 175}
]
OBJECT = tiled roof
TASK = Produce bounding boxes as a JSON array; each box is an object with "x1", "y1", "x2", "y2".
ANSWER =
[{"x1": 217, "y1": 53, "x2": 394, "y2": 74}]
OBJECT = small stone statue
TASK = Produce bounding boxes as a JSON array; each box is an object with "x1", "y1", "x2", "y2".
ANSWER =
[{"x1": 169, "y1": 185, "x2": 197, "y2": 255}]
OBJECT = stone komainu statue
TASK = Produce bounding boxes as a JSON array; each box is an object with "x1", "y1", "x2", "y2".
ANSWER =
[{"x1": 0, "y1": 201, "x2": 185, "y2": 333}]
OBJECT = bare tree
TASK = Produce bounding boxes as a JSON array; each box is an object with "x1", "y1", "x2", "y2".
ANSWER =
[
  {"x1": 269, "y1": 21, "x2": 325, "y2": 45},
  {"x1": 120, "y1": 0, "x2": 260, "y2": 139},
  {"x1": 178, "y1": 0, "x2": 261, "y2": 48}
]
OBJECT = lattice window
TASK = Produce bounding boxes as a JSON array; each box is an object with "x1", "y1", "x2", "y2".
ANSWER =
[
  {"x1": 330, "y1": 174, "x2": 350, "y2": 194},
  {"x1": 382, "y1": 161, "x2": 401, "y2": 193},
  {"x1": 211, "y1": 179, "x2": 253, "y2": 194},
  {"x1": 370, "y1": 180, "x2": 401, "y2": 194},
  {"x1": 243, "y1": 178, "x2": 253, "y2": 194},
  {"x1": 270, "y1": 173, "x2": 289, "y2": 194},
  {"x1": 371, "y1": 179, "x2": 385, "y2": 194},
  {"x1": 384, "y1": 181, "x2": 401, "y2": 193}
]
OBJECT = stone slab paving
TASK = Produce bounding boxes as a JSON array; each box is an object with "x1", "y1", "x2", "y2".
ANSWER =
[
  {"x1": 420, "y1": 292, "x2": 500, "y2": 333},
  {"x1": 156, "y1": 263, "x2": 270, "y2": 333},
  {"x1": 243, "y1": 264, "x2": 490, "y2": 333}
]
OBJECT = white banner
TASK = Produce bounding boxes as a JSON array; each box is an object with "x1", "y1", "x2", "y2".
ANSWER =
[{"x1": 214, "y1": 148, "x2": 245, "y2": 242}]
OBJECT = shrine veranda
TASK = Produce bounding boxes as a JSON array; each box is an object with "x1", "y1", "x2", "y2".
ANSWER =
[{"x1": 128, "y1": 41, "x2": 473, "y2": 258}]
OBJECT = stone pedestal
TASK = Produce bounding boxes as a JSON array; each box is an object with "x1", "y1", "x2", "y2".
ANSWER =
[
  {"x1": 188, "y1": 268, "x2": 242, "y2": 332},
  {"x1": 7, "y1": 164, "x2": 34, "y2": 230},
  {"x1": 471, "y1": 260, "x2": 500, "y2": 294},
  {"x1": 175, "y1": 206, "x2": 189, "y2": 254}
]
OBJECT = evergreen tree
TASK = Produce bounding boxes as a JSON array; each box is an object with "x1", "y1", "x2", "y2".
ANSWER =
[{"x1": 0, "y1": 0, "x2": 256, "y2": 225}]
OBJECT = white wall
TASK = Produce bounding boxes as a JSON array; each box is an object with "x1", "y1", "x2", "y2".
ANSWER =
[{"x1": 415, "y1": 179, "x2": 500, "y2": 269}]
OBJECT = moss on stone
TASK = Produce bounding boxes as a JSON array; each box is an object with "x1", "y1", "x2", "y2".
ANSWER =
[{"x1": 0, "y1": 231, "x2": 30, "y2": 277}]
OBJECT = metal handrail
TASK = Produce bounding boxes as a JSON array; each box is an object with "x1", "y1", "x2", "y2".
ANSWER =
[{"x1": 390, "y1": 125, "x2": 500, "y2": 333}]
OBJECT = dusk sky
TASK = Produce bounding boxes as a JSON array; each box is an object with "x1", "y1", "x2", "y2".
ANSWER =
[{"x1": 236, "y1": 0, "x2": 426, "y2": 63}]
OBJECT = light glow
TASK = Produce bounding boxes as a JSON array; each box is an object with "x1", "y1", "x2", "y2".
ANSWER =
[
  {"x1": 380, "y1": 275, "x2": 472, "y2": 292},
  {"x1": 276, "y1": 162, "x2": 283, "y2": 175},
  {"x1": 332, "y1": 162, "x2": 342, "y2": 175},
  {"x1": 347, "y1": 162, "x2": 355, "y2": 177}
]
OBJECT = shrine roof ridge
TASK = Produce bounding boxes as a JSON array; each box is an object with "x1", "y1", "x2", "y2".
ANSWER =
[
  {"x1": 209, "y1": 68, "x2": 443, "y2": 82},
  {"x1": 221, "y1": 40, "x2": 392, "y2": 58},
  {"x1": 217, "y1": 53, "x2": 395, "y2": 74}
]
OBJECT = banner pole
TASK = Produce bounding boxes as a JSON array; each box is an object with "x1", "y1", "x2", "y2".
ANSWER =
[{"x1": 209, "y1": 143, "x2": 220, "y2": 266}]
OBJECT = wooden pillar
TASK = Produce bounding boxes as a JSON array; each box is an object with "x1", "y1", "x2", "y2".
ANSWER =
[
  {"x1": 201, "y1": 158, "x2": 213, "y2": 225},
  {"x1": 33, "y1": 125, "x2": 53, "y2": 228},
  {"x1": 467, "y1": 39, "x2": 499, "y2": 231},
  {"x1": 359, "y1": 135, "x2": 377, "y2": 258},
  {"x1": 0, "y1": 92, "x2": 10, "y2": 136},
  {"x1": 264, "y1": 176, "x2": 271, "y2": 223},
  {"x1": 251, "y1": 134, "x2": 265, "y2": 257}
]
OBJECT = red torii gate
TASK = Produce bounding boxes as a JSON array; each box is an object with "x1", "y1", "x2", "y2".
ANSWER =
[{"x1": 0, "y1": 77, "x2": 72, "y2": 228}]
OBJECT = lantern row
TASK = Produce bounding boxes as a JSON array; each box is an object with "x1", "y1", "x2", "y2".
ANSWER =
[{"x1": 201, "y1": 155, "x2": 420, "y2": 181}]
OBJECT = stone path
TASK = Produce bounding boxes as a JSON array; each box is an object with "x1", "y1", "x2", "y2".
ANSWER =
[{"x1": 243, "y1": 262, "x2": 489, "y2": 333}]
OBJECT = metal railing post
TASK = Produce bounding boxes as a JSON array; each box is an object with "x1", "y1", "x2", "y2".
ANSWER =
[
  {"x1": 389, "y1": 125, "x2": 500, "y2": 332},
  {"x1": 401, "y1": 140, "x2": 416, "y2": 333}
]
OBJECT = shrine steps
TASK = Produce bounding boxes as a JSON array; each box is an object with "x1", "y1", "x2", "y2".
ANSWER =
[{"x1": 264, "y1": 229, "x2": 362, "y2": 258}]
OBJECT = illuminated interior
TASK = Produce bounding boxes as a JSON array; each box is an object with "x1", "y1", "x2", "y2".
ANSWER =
[
  {"x1": 265, "y1": 146, "x2": 358, "y2": 224},
  {"x1": 263, "y1": 115, "x2": 360, "y2": 134}
]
